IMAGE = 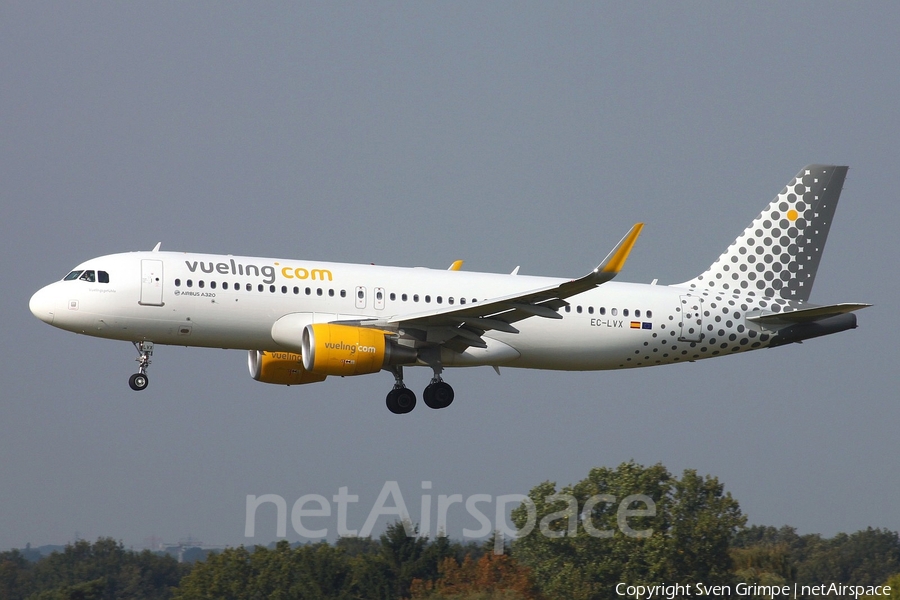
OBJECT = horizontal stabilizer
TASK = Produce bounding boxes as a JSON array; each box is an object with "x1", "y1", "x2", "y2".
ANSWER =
[{"x1": 747, "y1": 303, "x2": 871, "y2": 325}]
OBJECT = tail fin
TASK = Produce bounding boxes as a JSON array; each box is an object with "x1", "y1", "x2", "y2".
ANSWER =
[{"x1": 681, "y1": 165, "x2": 848, "y2": 301}]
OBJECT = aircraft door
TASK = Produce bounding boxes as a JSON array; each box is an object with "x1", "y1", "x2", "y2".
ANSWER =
[
  {"x1": 679, "y1": 296, "x2": 703, "y2": 342},
  {"x1": 140, "y1": 260, "x2": 165, "y2": 306},
  {"x1": 355, "y1": 286, "x2": 366, "y2": 310},
  {"x1": 374, "y1": 287, "x2": 385, "y2": 310}
]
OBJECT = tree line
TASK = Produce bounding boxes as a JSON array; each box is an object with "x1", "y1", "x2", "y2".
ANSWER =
[{"x1": 2, "y1": 462, "x2": 898, "y2": 599}]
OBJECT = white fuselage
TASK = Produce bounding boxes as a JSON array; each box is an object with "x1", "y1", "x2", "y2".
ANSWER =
[
  {"x1": 27, "y1": 166, "x2": 865, "y2": 412},
  {"x1": 29, "y1": 250, "x2": 798, "y2": 372}
]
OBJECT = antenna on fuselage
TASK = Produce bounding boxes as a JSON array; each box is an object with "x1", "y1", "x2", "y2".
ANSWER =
[{"x1": 152, "y1": 242, "x2": 161, "y2": 252}]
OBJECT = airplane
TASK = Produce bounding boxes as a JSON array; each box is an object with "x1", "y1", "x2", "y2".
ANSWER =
[{"x1": 29, "y1": 165, "x2": 869, "y2": 414}]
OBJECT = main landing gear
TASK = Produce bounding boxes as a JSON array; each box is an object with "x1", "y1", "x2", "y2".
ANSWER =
[
  {"x1": 385, "y1": 366, "x2": 455, "y2": 414},
  {"x1": 128, "y1": 341, "x2": 153, "y2": 391},
  {"x1": 423, "y1": 377, "x2": 454, "y2": 410}
]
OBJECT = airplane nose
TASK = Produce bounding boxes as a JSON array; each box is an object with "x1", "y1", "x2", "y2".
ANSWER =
[{"x1": 29, "y1": 285, "x2": 56, "y2": 324}]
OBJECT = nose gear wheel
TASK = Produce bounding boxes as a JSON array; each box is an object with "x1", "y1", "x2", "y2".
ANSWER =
[{"x1": 129, "y1": 341, "x2": 154, "y2": 391}]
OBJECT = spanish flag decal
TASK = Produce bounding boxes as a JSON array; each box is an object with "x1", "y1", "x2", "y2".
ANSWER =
[{"x1": 630, "y1": 321, "x2": 641, "y2": 329}]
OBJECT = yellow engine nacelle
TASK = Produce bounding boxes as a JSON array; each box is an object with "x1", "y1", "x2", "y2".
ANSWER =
[
  {"x1": 301, "y1": 324, "x2": 417, "y2": 376},
  {"x1": 248, "y1": 350, "x2": 327, "y2": 385}
]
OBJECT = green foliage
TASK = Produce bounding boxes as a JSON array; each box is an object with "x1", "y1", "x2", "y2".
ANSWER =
[
  {"x1": 172, "y1": 526, "x2": 465, "y2": 600},
  {"x1": 172, "y1": 541, "x2": 357, "y2": 599},
  {"x1": 733, "y1": 525, "x2": 900, "y2": 593},
  {"x1": 862, "y1": 573, "x2": 900, "y2": 600},
  {"x1": 3, "y1": 467, "x2": 899, "y2": 599},
  {"x1": 0, "y1": 550, "x2": 33, "y2": 600},
  {"x1": 0, "y1": 538, "x2": 186, "y2": 600},
  {"x1": 731, "y1": 542, "x2": 795, "y2": 587},
  {"x1": 29, "y1": 577, "x2": 106, "y2": 600},
  {"x1": 510, "y1": 461, "x2": 745, "y2": 600}
]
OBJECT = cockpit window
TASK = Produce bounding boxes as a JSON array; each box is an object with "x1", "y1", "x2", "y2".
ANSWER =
[{"x1": 63, "y1": 269, "x2": 110, "y2": 283}]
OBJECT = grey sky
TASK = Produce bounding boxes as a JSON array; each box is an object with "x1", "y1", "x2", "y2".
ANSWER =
[{"x1": 2, "y1": 3, "x2": 898, "y2": 550}]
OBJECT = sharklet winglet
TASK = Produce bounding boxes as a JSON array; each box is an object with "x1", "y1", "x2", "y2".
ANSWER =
[{"x1": 597, "y1": 223, "x2": 644, "y2": 275}]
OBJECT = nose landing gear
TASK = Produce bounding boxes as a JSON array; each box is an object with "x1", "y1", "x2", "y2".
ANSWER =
[{"x1": 129, "y1": 341, "x2": 154, "y2": 391}]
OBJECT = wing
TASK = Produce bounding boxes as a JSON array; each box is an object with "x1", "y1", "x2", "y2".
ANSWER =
[{"x1": 343, "y1": 223, "x2": 643, "y2": 351}]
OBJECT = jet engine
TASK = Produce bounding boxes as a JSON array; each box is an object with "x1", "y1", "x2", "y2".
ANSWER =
[
  {"x1": 248, "y1": 350, "x2": 327, "y2": 385},
  {"x1": 301, "y1": 323, "x2": 417, "y2": 376}
]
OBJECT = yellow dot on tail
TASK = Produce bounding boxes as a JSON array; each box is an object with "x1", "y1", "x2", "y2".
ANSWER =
[{"x1": 787, "y1": 209, "x2": 799, "y2": 221}]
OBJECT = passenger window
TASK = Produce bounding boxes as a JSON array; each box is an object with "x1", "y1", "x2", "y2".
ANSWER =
[
  {"x1": 246, "y1": 283, "x2": 252, "y2": 291},
  {"x1": 175, "y1": 279, "x2": 181, "y2": 287},
  {"x1": 425, "y1": 295, "x2": 431, "y2": 303},
  {"x1": 79, "y1": 270, "x2": 95, "y2": 282},
  {"x1": 340, "y1": 290, "x2": 346, "y2": 298},
  {"x1": 460, "y1": 298, "x2": 466, "y2": 305},
  {"x1": 258, "y1": 284, "x2": 264, "y2": 292},
  {"x1": 600, "y1": 307, "x2": 606, "y2": 315},
  {"x1": 210, "y1": 281, "x2": 217, "y2": 289},
  {"x1": 647, "y1": 310, "x2": 653, "y2": 318},
  {"x1": 413, "y1": 294, "x2": 419, "y2": 302},
  {"x1": 199, "y1": 281, "x2": 205, "y2": 288},
  {"x1": 390, "y1": 292, "x2": 396, "y2": 301},
  {"x1": 635, "y1": 309, "x2": 641, "y2": 318},
  {"x1": 98, "y1": 271, "x2": 110, "y2": 283},
  {"x1": 623, "y1": 309, "x2": 629, "y2": 317},
  {"x1": 565, "y1": 306, "x2": 571, "y2": 313},
  {"x1": 449, "y1": 297, "x2": 454, "y2": 305},
  {"x1": 64, "y1": 271, "x2": 83, "y2": 281},
  {"x1": 223, "y1": 282, "x2": 229, "y2": 290},
  {"x1": 436, "y1": 296, "x2": 442, "y2": 304},
  {"x1": 611, "y1": 308, "x2": 618, "y2": 316},
  {"x1": 402, "y1": 293, "x2": 408, "y2": 301},
  {"x1": 187, "y1": 280, "x2": 193, "y2": 288},
  {"x1": 588, "y1": 306, "x2": 594, "y2": 314},
  {"x1": 576, "y1": 306, "x2": 583, "y2": 314}
]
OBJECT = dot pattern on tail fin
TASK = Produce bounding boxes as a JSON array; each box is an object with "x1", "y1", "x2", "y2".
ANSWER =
[{"x1": 685, "y1": 165, "x2": 848, "y2": 301}]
